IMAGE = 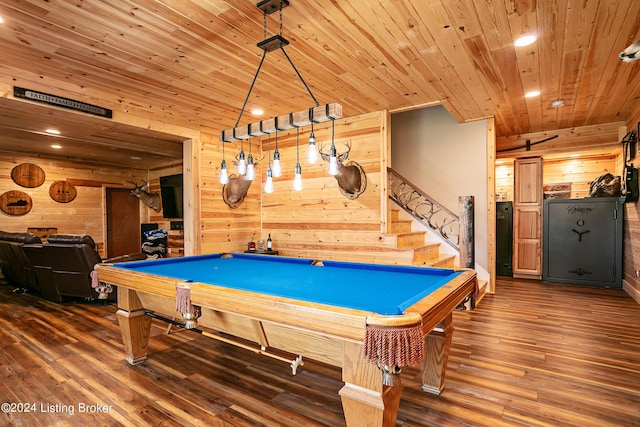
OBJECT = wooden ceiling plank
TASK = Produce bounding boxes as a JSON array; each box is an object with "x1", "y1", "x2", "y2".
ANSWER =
[
  {"x1": 536, "y1": 0, "x2": 570, "y2": 132},
  {"x1": 384, "y1": 1, "x2": 485, "y2": 121},
  {"x1": 561, "y1": 0, "x2": 602, "y2": 127},
  {"x1": 1, "y1": 0, "x2": 640, "y2": 164},
  {"x1": 582, "y1": 0, "x2": 640, "y2": 126}
]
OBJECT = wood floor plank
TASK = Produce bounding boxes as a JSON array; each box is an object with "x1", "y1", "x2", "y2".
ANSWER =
[{"x1": 1, "y1": 277, "x2": 640, "y2": 426}]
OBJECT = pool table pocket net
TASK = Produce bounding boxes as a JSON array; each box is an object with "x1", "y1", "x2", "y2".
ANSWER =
[{"x1": 363, "y1": 320, "x2": 424, "y2": 385}]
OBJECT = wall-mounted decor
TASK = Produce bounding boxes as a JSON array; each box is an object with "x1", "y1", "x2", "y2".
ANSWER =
[
  {"x1": 11, "y1": 163, "x2": 45, "y2": 188},
  {"x1": 319, "y1": 140, "x2": 367, "y2": 200},
  {"x1": 0, "y1": 190, "x2": 33, "y2": 215},
  {"x1": 14, "y1": 86, "x2": 113, "y2": 118},
  {"x1": 49, "y1": 180, "x2": 77, "y2": 203}
]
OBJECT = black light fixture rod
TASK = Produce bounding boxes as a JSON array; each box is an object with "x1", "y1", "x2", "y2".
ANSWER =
[
  {"x1": 280, "y1": 47, "x2": 320, "y2": 107},
  {"x1": 234, "y1": 50, "x2": 268, "y2": 128}
]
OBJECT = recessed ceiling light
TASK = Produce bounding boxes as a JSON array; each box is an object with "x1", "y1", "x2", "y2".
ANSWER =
[
  {"x1": 514, "y1": 35, "x2": 537, "y2": 47},
  {"x1": 130, "y1": 156, "x2": 142, "y2": 160},
  {"x1": 45, "y1": 129, "x2": 61, "y2": 135},
  {"x1": 551, "y1": 99, "x2": 565, "y2": 108},
  {"x1": 50, "y1": 144, "x2": 62, "y2": 149},
  {"x1": 251, "y1": 108, "x2": 264, "y2": 116},
  {"x1": 570, "y1": 153, "x2": 581, "y2": 158},
  {"x1": 525, "y1": 90, "x2": 541, "y2": 98},
  {"x1": 0, "y1": 16, "x2": 4, "y2": 24}
]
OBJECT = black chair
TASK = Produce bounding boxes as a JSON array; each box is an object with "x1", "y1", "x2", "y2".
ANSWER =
[
  {"x1": 21, "y1": 244, "x2": 61, "y2": 302},
  {"x1": 25, "y1": 234, "x2": 146, "y2": 301},
  {"x1": 0, "y1": 231, "x2": 42, "y2": 291}
]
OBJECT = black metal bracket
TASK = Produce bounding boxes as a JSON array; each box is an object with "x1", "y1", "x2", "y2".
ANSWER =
[{"x1": 257, "y1": 0, "x2": 289, "y2": 15}]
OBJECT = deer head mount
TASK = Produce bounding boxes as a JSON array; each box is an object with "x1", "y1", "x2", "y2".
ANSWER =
[
  {"x1": 129, "y1": 181, "x2": 161, "y2": 212},
  {"x1": 318, "y1": 140, "x2": 367, "y2": 200},
  {"x1": 222, "y1": 151, "x2": 264, "y2": 209}
]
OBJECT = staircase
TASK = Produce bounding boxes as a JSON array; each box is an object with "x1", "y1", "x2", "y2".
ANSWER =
[
  {"x1": 388, "y1": 208, "x2": 457, "y2": 268},
  {"x1": 279, "y1": 209, "x2": 456, "y2": 268}
]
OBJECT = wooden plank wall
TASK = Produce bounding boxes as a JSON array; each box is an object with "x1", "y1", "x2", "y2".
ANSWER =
[
  {"x1": 496, "y1": 155, "x2": 618, "y2": 202},
  {"x1": 496, "y1": 122, "x2": 625, "y2": 156},
  {"x1": 199, "y1": 111, "x2": 388, "y2": 262},
  {"x1": 145, "y1": 163, "x2": 185, "y2": 257},
  {"x1": 0, "y1": 152, "x2": 148, "y2": 257},
  {"x1": 623, "y1": 111, "x2": 640, "y2": 304}
]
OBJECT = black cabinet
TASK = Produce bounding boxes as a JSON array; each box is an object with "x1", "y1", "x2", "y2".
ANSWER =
[
  {"x1": 543, "y1": 198, "x2": 623, "y2": 288},
  {"x1": 496, "y1": 202, "x2": 513, "y2": 276}
]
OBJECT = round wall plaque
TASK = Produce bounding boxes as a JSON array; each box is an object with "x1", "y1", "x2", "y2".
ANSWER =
[
  {"x1": 49, "y1": 181, "x2": 77, "y2": 203},
  {"x1": 11, "y1": 163, "x2": 46, "y2": 188},
  {"x1": 0, "y1": 190, "x2": 33, "y2": 216}
]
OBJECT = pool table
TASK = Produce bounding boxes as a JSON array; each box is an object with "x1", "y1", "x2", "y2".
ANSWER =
[{"x1": 96, "y1": 253, "x2": 476, "y2": 427}]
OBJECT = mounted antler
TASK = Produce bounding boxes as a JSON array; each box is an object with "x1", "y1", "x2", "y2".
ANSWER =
[
  {"x1": 318, "y1": 140, "x2": 367, "y2": 199},
  {"x1": 129, "y1": 181, "x2": 161, "y2": 212},
  {"x1": 222, "y1": 150, "x2": 265, "y2": 209}
]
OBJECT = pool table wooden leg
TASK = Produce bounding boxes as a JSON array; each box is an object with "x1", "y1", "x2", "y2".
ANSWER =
[
  {"x1": 116, "y1": 288, "x2": 151, "y2": 365},
  {"x1": 420, "y1": 312, "x2": 453, "y2": 394},
  {"x1": 339, "y1": 341, "x2": 403, "y2": 426}
]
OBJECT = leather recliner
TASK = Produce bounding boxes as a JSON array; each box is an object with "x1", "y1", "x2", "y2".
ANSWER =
[
  {"x1": 0, "y1": 231, "x2": 42, "y2": 291},
  {"x1": 23, "y1": 234, "x2": 146, "y2": 301}
]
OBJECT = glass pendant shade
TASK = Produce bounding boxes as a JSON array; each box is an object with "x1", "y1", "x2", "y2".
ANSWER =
[
  {"x1": 219, "y1": 160, "x2": 229, "y2": 184},
  {"x1": 272, "y1": 149, "x2": 282, "y2": 177},
  {"x1": 293, "y1": 163, "x2": 303, "y2": 191},
  {"x1": 328, "y1": 145, "x2": 339, "y2": 175},
  {"x1": 307, "y1": 133, "x2": 318, "y2": 163},
  {"x1": 237, "y1": 150, "x2": 247, "y2": 175},
  {"x1": 245, "y1": 154, "x2": 255, "y2": 180},
  {"x1": 264, "y1": 168, "x2": 274, "y2": 193}
]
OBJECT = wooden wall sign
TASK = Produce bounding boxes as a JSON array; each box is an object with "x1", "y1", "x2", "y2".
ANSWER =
[
  {"x1": 14, "y1": 87, "x2": 113, "y2": 118},
  {"x1": 11, "y1": 163, "x2": 45, "y2": 188},
  {"x1": 49, "y1": 181, "x2": 77, "y2": 203},
  {"x1": 0, "y1": 190, "x2": 33, "y2": 216}
]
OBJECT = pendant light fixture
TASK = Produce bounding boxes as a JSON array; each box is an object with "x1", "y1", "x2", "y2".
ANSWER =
[
  {"x1": 219, "y1": 135, "x2": 229, "y2": 184},
  {"x1": 245, "y1": 137, "x2": 256, "y2": 181},
  {"x1": 272, "y1": 126, "x2": 282, "y2": 177},
  {"x1": 218, "y1": 0, "x2": 343, "y2": 198},
  {"x1": 237, "y1": 139, "x2": 247, "y2": 175},
  {"x1": 264, "y1": 134, "x2": 274, "y2": 193},
  {"x1": 293, "y1": 127, "x2": 303, "y2": 191},
  {"x1": 328, "y1": 119, "x2": 339, "y2": 176},
  {"x1": 307, "y1": 108, "x2": 318, "y2": 164}
]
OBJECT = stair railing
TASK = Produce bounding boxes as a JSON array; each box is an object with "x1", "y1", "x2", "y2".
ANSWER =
[{"x1": 387, "y1": 168, "x2": 461, "y2": 251}]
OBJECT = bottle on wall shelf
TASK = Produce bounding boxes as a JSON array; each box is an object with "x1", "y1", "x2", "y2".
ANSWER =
[
  {"x1": 258, "y1": 236, "x2": 264, "y2": 252},
  {"x1": 267, "y1": 234, "x2": 272, "y2": 251},
  {"x1": 247, "y1": 236, "x2": 256, "y2": 252}
]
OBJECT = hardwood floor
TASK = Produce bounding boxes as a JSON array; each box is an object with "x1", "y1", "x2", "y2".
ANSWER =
[{"x1": 1, "y1": 277, "x2": 639, "y2": 426}]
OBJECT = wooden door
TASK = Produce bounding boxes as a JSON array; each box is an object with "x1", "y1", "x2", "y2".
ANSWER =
[{"x1": 106, "y1": 188, "x2": 141, "y2": 258}]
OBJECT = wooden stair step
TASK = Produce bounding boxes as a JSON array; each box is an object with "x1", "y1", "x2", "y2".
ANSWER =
[
  {"x1": 414, "y1": 253, "x2": 456, "y2": 268},
  {"x1": 410, "y1": 243, "x2": 441, "y2": 264},
  {"x1": 278, "y1": 243, "x2": 417, "y2": 265},
  {"x1": 476, "y1": 279, "x2": 489, "y2": 304},
  {"x1": 395, "y1": 231, "x2": 427, "y2": 248},
  {"x1": 389, "y1": 219, "x2": 412, "y2": 233}
]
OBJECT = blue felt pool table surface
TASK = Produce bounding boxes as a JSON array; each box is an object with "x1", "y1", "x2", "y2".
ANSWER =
[{"x1": 113, "y1": 253, "x2": 463, "y2": 315}]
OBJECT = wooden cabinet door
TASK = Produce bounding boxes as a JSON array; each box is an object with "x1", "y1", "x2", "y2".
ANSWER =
[
  {"x1": 514, "y1": 158, "x2": 543, "y2": 205},
  {"x1": 513, "y1": 206, "x2": 541, "y2": 275},
  {"x1": 513, "y1": 158, "x2": 543, "y2": 278}
]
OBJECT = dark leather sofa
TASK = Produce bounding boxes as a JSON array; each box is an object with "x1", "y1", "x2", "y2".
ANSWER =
[
  {"x1": 0, "y1": 231, "x2": 42, "y2": 292},
  {"x1": 20, "y1": 234, "x2": 146, "y2": 302}
]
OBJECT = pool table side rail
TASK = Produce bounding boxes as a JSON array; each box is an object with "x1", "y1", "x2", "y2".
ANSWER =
[
  {"x1": 96, "y1": 264, "x2": 178, "y2": 299},
  {"x1": 188, "y1": 282, "x2": 373, "y2": 342},
  {"x1": 406, "y1": 269, "x2": 477, "y2": 334},
  {"x1": 96, "y1": 263, "x2": 477, "y2": 343},
  {"x1": 97, "y1": 262, "x2": 375, "y2": 341}
]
